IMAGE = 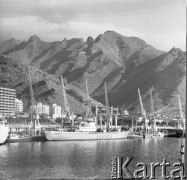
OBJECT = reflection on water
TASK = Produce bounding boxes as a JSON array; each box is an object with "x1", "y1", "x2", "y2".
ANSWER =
[{"x1": 0, "y1": 138, "x2": 182, "y2": 179}]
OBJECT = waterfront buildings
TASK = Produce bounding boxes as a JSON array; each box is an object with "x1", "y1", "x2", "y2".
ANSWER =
[
  {"x1": 35, "y1": 103, "x2": 49, "y2": 115},
  {"x1": 52, "y1": 104, "x2": 61, "y2": 119},
  {"x1": 0, "y1": 87, "x2": 16, "y2": 116},
  {"x1": 15, "y1": 98, "x2": 23, "y2": 112}
]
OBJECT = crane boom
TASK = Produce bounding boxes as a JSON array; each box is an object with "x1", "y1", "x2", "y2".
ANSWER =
[
  {"x1": 150, "y1": 88, "x2": 154, "y2": 118},
  {"x1": 28, "y1": 66, "x2": 37, "y2": 119},
  {"x1": 178, "y1": 94, "x2": 185, "y2": 127},
  {"x1": 138, "y1": 88, "x2": 146, "y2": 117},
  {"x1": 28, "y1": 66, "x2": 40, "y2": 135},
  {"x1": 85, "y1": 79, "x2": 91, "y2": 119},
  {"x1": 104, "y1": 82, "x2": 110, "y2": 130},
  {"x1": 61, "y1": 76, "x2": 70, "y2": 115}
]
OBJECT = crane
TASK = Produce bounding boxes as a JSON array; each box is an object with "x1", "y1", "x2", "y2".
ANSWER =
[
  {"x1": 28, "y1": 66, "x2": 41, "y2": 135},
  {"x1": 61, "y1": 75, "x2": 70, "y2": 116},
  {"x1": 85, "y1": 78, "x2": 92, "y2": 119},
  {"x1": 104, "y1": 82, "x2": 110, "y2": 131}
]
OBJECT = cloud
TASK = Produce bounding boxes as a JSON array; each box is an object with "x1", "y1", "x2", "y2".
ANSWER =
[
  {"x1": 0, "y1": 15, "x2": 143, "y2": 41},
  {"x1": 0, "y1": 15, "x2": 185, "y2": 51},
  {"x1": 144, "y1": 32, "x2": 186, "y2": 51},
  {"x1": 0, "y1": 16, "x2": 67, "y2": 42}
]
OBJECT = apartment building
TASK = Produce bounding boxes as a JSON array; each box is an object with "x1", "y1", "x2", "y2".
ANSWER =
[
  {"x1": 52, "y1": 104, "x2": 61, "y2": 119},
  {"x1": 0, "y1": 87, "x2": 16, "y2": 116},
  {"x1": 15, "y1": 98, "x2": 23, "y2": 112},
  {"x1": 35, "y1": 102, "x2": 49, "y2": 115}
]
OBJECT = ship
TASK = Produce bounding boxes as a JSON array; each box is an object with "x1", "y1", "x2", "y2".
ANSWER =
[
  {"x1": 6, "y1": 133, "x2": 46, "y2": 143},
  {"x1": 155, "y1": 94, "x2": 185, "y2": 138},
  {"x1": 45, "y1": 79, "x2": 129, "y2": 141},
  {"x1": 0, "y1": 117, "x2": 9, "y2": 144},
  {"x1": 128, "y1": 88, "x2": 165, "y2": 138},
  {"x1": 45, "y1": 121, "x2": 129, "y2": 141}
]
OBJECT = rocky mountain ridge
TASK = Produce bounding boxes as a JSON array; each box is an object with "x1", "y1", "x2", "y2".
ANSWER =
[{"x1": 0, "y1": 31, "x2": 185, "y2": 114}]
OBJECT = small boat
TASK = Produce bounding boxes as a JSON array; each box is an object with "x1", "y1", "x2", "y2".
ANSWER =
[
  {"x1": 155, "y1": 95, "x2": 185, "y2": 138},
  {"x1": 128, "y1": 128, "x2": 164, "y2": 138},
  {"x1": 0, "y1": 118, "x2": 9, "y2": 144},
  {"x1": 156, "y1": 126, "x2": 183, "y2": 138},
  {"x1": 6, "y1": 133, "x2": 46, "y2": 143}
]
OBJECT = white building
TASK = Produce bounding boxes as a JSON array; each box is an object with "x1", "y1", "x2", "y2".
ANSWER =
[
  {"x1": 52, "y1": 104, "x2": 61, "y2": 119},
  {"x1": 15, "y1": 98, "x2": 23, "y2": 112},
  {"x1": 42, "y1": 104, "x2": 49, "y2": 115},
  {"x1": 0, "y1": 87, "x2": 16, "y2": 116},
  {"x1": 35, "y1": 103, "x2": 49, "y2": 115}
]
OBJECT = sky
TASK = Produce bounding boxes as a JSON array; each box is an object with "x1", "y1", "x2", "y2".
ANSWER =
[{"x1": 0, "y1": 0, "x2": 186, "y2": 51}]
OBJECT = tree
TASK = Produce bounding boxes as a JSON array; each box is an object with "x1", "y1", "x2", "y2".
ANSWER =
[{"x1": 55, "y1": 118, "x2": 62, "y2": 124}]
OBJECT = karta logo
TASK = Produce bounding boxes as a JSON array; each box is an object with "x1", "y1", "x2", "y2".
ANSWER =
[{"x1": 111, "y1": 157, "x2": 186, "y2": 179}]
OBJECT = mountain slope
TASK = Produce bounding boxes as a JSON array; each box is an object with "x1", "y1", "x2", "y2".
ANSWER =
[
  {"x1": 0, "y1": 55, "x2": 101, "y2": 114},
  {"x1": 0, "y1": 31, "x2": 185, "y2": 114}
]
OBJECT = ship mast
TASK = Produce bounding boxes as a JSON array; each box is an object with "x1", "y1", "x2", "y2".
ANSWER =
[
  {"x1": 28, "y1": 66, "x2": 40, "y2": 135},
  {"x1": 104, "y1": 82, "x2": 110, "y2": 131}
]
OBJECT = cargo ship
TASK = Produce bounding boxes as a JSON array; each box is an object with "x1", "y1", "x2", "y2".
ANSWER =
[
  {"x1": 45, "y1": 121, "x2": 129, "y2": 141},
  {"x1": 0, "y1": 118, "x2": 9, "y2": 144},
  {"x1": 45, "y1": 80, "x2": 129, "y2": 141}
]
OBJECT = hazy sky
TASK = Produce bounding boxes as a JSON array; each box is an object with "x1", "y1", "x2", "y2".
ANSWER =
[{"x1": 0, "y1": 0, "x2": 186, "y2": 51}]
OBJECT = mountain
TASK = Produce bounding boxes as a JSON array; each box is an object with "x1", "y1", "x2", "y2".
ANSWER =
[
  {"x1": 0, "y1": 38, "x2": 21, "y2": 54},
  {"x1": 0, "y1": 55, "x2": 102, "y2": 114},
  {"x1": 0, "y1": 31, "x2": 186, "y2": 114}
]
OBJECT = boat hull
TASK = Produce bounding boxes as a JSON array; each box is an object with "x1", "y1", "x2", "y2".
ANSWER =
[
  {"x1": 0, "y1": 125, "x2": 9, "y2": 144},
  {"x1": 45, "y1": 131, "x2": 129, "y2": 141},
  {"x1": 128, "y1": 132, "x2": 165, "y2": 138},
  {"x1": 6, "y1": 135, "x2": 47, "y2": 143},
  {"x1": 164, "y1": 130, "x2": 183, "y2": 138}
]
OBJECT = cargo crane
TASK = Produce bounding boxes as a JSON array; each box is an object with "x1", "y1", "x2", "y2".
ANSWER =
[
  {"x1": 138, "y1": 88, "x2": 148, "y2": 137},
  {"x1": 61, "y1": 76, "x2": 70, "y2": 116},
  {"x1": 28, "y1": 66, "x2": 41, "y2": 135},
  {"x1": 85, "y1": 79, "x2": 92, "y2": 120},
  {"x1": 104, "y1": 82, "x2": 110, "y2": 131},
  {"x1": 178, "y1": 94, "x2": 186, "y2": 179},
  {"x1": 150, "y1": 88, "x2": 156, "y2": 134},
  {"x1": 61, "y1": 75, "x2": 74, "y2": 127}
]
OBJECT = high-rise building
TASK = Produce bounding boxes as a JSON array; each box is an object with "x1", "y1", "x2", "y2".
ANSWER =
[
  {"x1": 52, "y1": 104, "x2": 61, "y2": 119},
  {"x1": 35, "y1": 103, "x2": 49, "y2": 115},
  {"x1": 0, "y1": 87, "x2": 16, "y2": 116},
  {"x1": 15, "y1": 98, "x2": 23, "y2": 112}
]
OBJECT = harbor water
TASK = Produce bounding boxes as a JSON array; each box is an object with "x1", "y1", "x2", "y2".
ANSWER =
[{"x1": 0, "y1": 138, "x2": 183, "y2": 179}]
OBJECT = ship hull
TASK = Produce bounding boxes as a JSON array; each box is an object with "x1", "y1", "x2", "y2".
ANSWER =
[
  {"x1": 0, "y1": 125, "x2": 9, "y2": 144},
  {"x1": 128, "y1": 132, "x2": 165, "y2": 138},
  {"x1": 45, "y1": 131, "x2": 129, "y2": 141},
  {"x1": 6, "y1": 135, "x2": 47, "y2": 143}
]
